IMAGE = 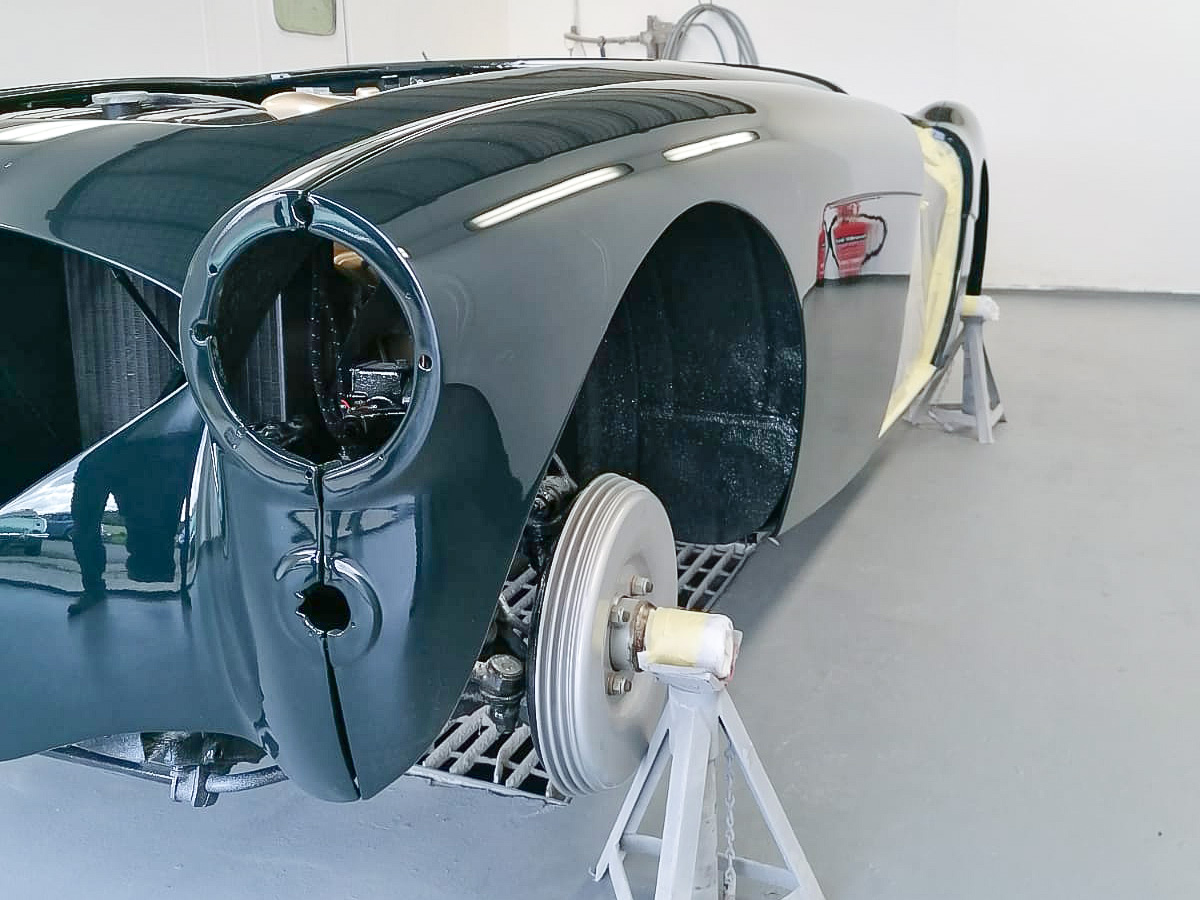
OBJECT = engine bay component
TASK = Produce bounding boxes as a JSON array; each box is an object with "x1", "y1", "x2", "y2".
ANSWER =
[
  {"x1": 261, "y1": 90, "x2": 350, "y2": 120},
  {"x1": 0, "y1": 91, "x2": 273, "y2": 126},
  {"x1": 88, "y1": 90, "x2": 270, "y2": 123},
  {"x1": 530, "y1": 473, "x2": 677, "y2": 797}
]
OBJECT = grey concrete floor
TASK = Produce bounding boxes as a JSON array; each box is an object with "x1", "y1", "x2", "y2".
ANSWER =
[{"x1": 1, "y1": 292, "x2": 1197, "y2": 899}]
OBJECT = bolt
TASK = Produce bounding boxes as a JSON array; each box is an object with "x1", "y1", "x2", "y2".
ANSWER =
[
  {"x1": 610, "y1": 605, "x2": 632, "y2": 625},
  {"x1": 486, "y1": 654, "x2": 524, "y2": 682},
  {"x1": 291, "y1": 197, "x2": 314, "y2": 226},
  {"x1": 605, "y1": 673, "x2": 633, "y2": 696},
  {"x1": 630, "y1": 575, "x2": 654, "y2": 596}
]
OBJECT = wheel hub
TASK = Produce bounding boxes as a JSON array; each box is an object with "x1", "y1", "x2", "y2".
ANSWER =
[{"x1": 530, "y1": 473, "x2": 676, "y2": 797}]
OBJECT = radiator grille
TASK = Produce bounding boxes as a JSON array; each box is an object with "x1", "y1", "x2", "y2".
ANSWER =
[
  {"x1": 63, "y1": 255, "x2": 283, "y2": 444},
  {"x1": 63, "y1": 256, "x2": 180, "y2": 446},
  {"x1": 229, "y1": 298, "x2": 285, "y2": 426}
]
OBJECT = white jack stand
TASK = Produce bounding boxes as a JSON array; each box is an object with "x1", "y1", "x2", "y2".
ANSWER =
[
  {"x1": 593, "y1": 664, "x2": 827, "y2": 900},
  {"x1": 906, "y1": 294, "x2": 1006, "y2": 443}
]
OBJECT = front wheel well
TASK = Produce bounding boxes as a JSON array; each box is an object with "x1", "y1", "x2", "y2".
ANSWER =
[{"x1": 554, "y1": 202, "x2": 805, "y2": 544}]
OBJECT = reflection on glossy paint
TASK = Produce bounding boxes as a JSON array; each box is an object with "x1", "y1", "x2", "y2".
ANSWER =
[
  {"x1": 0, "y1": 509, "x2": 48, "y2": 554},
  {"x1": 816, "y1": 200, "x2": 888, "y2": 282},
  {"x1": 0, "y1": 389, "x2": 203, "y2": 614},
  {"x1": 0, "y1": 121, "x2": 111, "y2": 143},
  {"x1": 662, "y1": 130, "x2": 758, "y2": 162},
  {"x1": 466, "y1": 164, "x2": 632, "y2": 230}
]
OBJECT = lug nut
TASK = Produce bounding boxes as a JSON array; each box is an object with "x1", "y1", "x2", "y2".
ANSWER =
[
  {"x1": 605, "y1": 673, "x2": 633, "y2": 696},
  {"x1": 630, "y1": 575, "x2": 654, "y2": 596}
]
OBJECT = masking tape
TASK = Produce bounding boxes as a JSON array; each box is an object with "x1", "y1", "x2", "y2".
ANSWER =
[
  {"x1": 641, "y1": 607, "x2": 735, "y2": 679},
  {"x1": 960, "y1": 293, "x2": 999, "y2": 321}
]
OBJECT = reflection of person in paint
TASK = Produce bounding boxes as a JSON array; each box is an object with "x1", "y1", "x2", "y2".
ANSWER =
[{"x1": 68, "y1": 427, "x2": 199, "y2": 615}]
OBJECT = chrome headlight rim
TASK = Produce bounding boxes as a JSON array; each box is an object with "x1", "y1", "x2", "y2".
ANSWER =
[{"x1": 179, "y1": 190, "x2": 441, "y2": 488}]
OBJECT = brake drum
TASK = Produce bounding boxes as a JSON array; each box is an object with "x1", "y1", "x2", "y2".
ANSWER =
[{"x1": 530, "y1": 473, "x2": 676, "y2": 797}]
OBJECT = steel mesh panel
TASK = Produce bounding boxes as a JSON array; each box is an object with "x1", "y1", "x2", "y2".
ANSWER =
[
  {"x1": 414, "y1": 707, "x2": 560, "y2": 801},
  {"x1": 674, "y1": 540, "x2": 756, "y2": 611}
]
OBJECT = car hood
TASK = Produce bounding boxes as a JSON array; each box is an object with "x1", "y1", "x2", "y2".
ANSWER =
[{"x1": 0, "y1": 59, "x2": 827, "y2": 293}]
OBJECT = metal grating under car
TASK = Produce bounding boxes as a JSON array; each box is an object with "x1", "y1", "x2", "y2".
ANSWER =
[
  {"x1": 673, "y1": 539, "x2": 757, "y2": 612},
  {"x1": 407, "y1": 539, "x2": 758, "y2": 801}
]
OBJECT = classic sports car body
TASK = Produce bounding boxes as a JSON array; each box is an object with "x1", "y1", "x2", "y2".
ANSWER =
[{"x1": 0, "y1": 58, "x2": 987, "y2": 803}]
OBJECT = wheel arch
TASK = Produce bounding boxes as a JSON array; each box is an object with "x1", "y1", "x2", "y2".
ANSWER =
[{"x1": 553, "y1": 199, "x2": 806, "y2": 545}]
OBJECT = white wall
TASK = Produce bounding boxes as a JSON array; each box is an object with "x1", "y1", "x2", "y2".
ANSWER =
[
  {"x1": 345, "y1": 0, "x2": 508, "y2": 64},
  {"x1": 508, "y1": 0, "x2": 1200, "y2": 293},
  {"x1": 2, "y1": 2, "x2": 214, "y2": 84},
  {"x1": 3, "y1": 1, "x2": 1194, "y2": 291},
  {"x1": 0, "y1": 0, "x2": 508, "y2": 85},
  {"x1": 0, "y1": 1, "x2": 354, "y2": 83}
]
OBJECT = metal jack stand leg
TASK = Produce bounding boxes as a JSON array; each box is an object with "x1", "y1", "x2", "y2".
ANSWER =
[
  {"x1": 907, "y1": 295, "x2": 1006, "y2": 443},
  {"x1": 594, "y1": 665, "x2": 826, "y2": 900}
]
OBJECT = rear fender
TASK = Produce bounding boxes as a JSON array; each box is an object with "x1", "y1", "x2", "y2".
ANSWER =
[{"x1": 915, "y1": 100, "x2": 989, "y2": 295}]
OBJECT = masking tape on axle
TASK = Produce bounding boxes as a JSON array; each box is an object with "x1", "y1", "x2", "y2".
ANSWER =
[{"x1": 640, "y1": 607, "x2": 736, "y2": 679}]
